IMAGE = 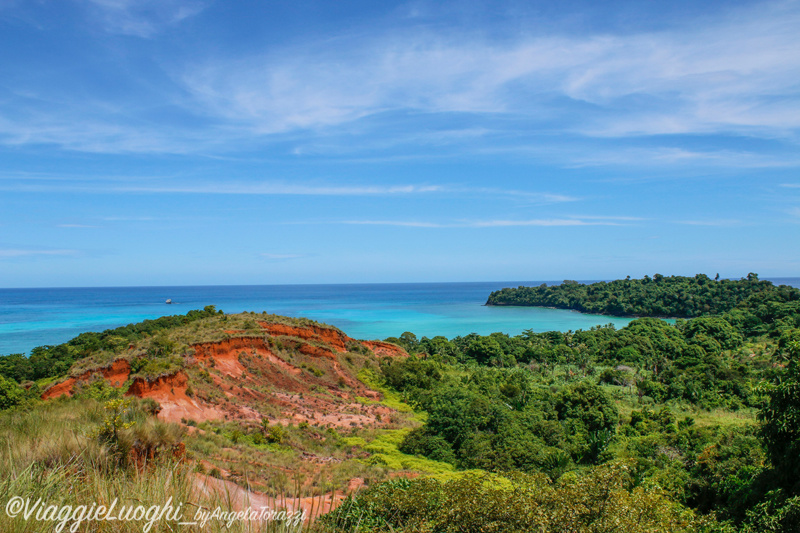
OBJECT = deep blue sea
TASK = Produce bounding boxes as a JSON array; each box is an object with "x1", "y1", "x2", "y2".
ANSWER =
[{"x1": 2, "y1": 278, "x2": 798, "y2": 356}]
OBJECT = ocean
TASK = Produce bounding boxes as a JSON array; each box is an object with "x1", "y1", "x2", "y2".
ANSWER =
[{"x1": 2, "y1": 278, "x2": 798, "y2": 356}]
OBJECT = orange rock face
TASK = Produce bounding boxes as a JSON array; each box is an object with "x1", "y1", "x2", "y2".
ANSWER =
[
  {"x1": 41, "y1": 359, "x2": 132, "y2": 400},
  {"x1": 297, "y1": 343, "x2": 337, "y2": 359},
  {"x1": 191, "y1": 337, "x2": 261, "y2": 377},
  {"x1": 41, "y1": 319, "x2": 409, "y2": 428},
  {"x1": 361, "y1": 340, "x2": 408, "y2": 358},
  {"x1": 259, "y1": 322, "x2": 351, "y2": 352},
  {"x1": 126, "y1": 371, "x2": 220, "y2": 423}
]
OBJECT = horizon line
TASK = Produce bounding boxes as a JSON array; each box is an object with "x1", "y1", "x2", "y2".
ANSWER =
[{"x1": 2, "y1": 275, "x2": 798, "y2": 291}]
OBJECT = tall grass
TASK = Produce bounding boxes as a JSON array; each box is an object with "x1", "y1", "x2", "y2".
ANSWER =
[{"x1": 0, "y1": 400, "x2": 319, "y2": 532}]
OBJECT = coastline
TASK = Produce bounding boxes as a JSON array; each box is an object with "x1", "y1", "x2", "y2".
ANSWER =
[
  {"x1": 485, "y1": 301, "x2": 682, "y2": 320},
  {"x1": 1, "y1": 282, "x2": 640, "y2": 356}
]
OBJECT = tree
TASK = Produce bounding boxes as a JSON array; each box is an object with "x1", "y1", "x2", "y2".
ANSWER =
[
  {"x1": 400, "y1": 427, "x2": 456, "y2": 464},
  {"x1": 681, "y1": 316, "x2": 743, "y2": 351},
  {"x1": 0, "y1": 353, "x2": 33, "y2": 383},
  {"x1": 556, "y1": 382, "x2": 619, "y2": 434},
  {"x1": 759, "y1": 341, "x2": 800, "y2": 493},
  {"x1": 0, "y1": 375, "x2": 24, "y2": 410},
  {"x1": 464, "y1": 337, "x2": 513, "y2": 366}
]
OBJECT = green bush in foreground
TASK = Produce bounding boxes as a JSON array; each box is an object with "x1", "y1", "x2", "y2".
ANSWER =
[{"x1": 321, "y1": 462, "x2": 721, "y2": 533}]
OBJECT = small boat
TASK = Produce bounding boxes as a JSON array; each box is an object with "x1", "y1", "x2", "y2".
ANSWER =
[{"x1": 166, "y1": 299, "x2": 173, "y2": 304}]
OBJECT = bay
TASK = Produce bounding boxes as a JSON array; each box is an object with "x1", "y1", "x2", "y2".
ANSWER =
[{"x1": 1, "y1": 278, "x2": 798, "y2": 356}]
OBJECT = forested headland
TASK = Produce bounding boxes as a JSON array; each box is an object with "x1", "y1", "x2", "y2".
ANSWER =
[{"x1": 485, "y1": 273, "x2": 791, "y2": 318}]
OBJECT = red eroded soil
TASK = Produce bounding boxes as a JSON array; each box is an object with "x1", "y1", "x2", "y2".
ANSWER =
[
  {"x1": 191, "y1": 337, "x2": 262, "y2": 377},
  {"x1": 39, "y1": 322, "x2": 415, "y2": 515},
  {"x1": 190, "y1": 334, "x2": 394, "y2": 429},
  {"x1": 361, "y1": 340, "x2": 408, "y2": 358},
  {"x1": 41, "y1": 359, "x2": 132, "y2": 400},
  {"x1": 125, "y1": 371, "x2": 221, "y2": 423},
  {"x1": 193, "y1": 474, "x2": 352, "y2": 522},
  {"x1": 259, "y1": 322, "x2": 350, "y2": 352},
  {"x1": 297, "y1": 342, "x2": 338, "y2": 360},
  {"x1": 41, "y1": 321, "x2": 408, "y2": 430}
]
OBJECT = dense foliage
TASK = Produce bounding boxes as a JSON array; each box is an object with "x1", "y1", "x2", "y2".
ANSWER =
[
  {"x1": 322, "y1": 464, "x2": 708, "y2": 532},
  {"x1": 486, "y1": 273, "x2": 799, "y2": 319},
  {"x1": 374, "y1": 278, "x2": 800, "y2": 532},
  {"x1": 386, "y1": 314, "x2": 788, "y2": 412},
  {"x1": 758, "y1": 340, "x2": 800, "y2": 494},
  {"x1": 392, "y1": 367, "x2": 619, "y2": 473}
]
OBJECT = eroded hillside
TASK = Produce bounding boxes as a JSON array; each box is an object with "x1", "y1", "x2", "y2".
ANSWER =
[
  {"x1": 42, "y1": 312, "x2": 408, "y2": 429},
  {"x1": 32, "y1": 311, "x2": 428, "y2": 516}
]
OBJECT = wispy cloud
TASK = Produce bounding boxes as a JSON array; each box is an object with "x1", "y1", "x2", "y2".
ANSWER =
[
  {"x1": 0, "y1": 248, "x2": 79, "y2": 258},
  {"x1": 83, "y1": 0, "x2": 206, "y2": 37},
  {"x1": 57, "y1": 224, "x2": 98, "y2": 228},
  {"x1": 1, "y1": 0, "x2": 798, "y2": 164},
  {"x1": 259, "y1": 253, "x2": 311, "y2": 261},
  {"x1": 341, "y1": 220, "x2": 446, "y2": 228},
  {"x1": 0, "y1": 174, "x2": 577, "y2": 202},
  {"x1": 180, "y1": 0, "x2": 800, "y2": 140},
  {"x1": 117, "y1": 182, "x2": 443, "y2": 196},
  {"x1": 450, "y1": 187, "x2": 579, "y2": 203},
  {"x1": 566, "y1": 147, "x2": 800, "y2": 170},
  {"x1": 469, "y1": 219, "x2": 624, "y2": 227},
  {"x1": 101, "y1": 216, "x2": 158, "y2": 221},
  {"x1": 339, "y1": 217, "x2": 629, "y2": 228},
  {"x1": 675, "y1": 219, "x2": 743, "y2": 227},
  {"x1": 566, "y1": 215, "x2": 647, "y2": 221}
]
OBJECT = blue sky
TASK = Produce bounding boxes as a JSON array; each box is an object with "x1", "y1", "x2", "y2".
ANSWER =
[{"x1": 1, "y1": 0, "x2": 799, "y2": 287}]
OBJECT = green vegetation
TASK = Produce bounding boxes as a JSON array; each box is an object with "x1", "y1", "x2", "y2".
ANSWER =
[
  {"x1": 322, "y1": 464, "x2": 711, "y2": 532},
  {"x1": 327, "y1": 276, "x2": 800, "y2": 532},
  {"x1": 1, "y1": 276, "x2": 799, "y2": 532},
  {"x1": 486, "y1": 273, "x2": 799, "y2": 319}
]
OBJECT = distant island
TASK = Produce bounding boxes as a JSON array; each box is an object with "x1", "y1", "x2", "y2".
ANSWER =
[{"x1": 485, "y1": 273, "x2": 797, "y2": 318}]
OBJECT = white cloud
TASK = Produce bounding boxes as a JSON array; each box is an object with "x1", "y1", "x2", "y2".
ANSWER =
[
  {"x1": 1, "y1": 0, "x2": 799, "y2": 159},
  {"x1": 0, "y1": 174, "x2": 578, "y2": 202},
  {"x1": 84, "y1": 0, "x2": 206, "y2": 37},
  {"x1": 180, "y1": 0, "x2": 800, "y2": 138}
]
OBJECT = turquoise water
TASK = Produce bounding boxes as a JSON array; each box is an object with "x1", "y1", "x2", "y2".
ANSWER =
[{"x1": 2, "y1": 279, "x2": 797, "y2": 355}]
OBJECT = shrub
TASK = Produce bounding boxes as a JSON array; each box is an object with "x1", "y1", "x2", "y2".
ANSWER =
[
  {"x1": 399, "y1": 427, "x2": 456, "y2": 464},
  {"x1": 0, "y1": 375, "x2": 24, "y2": 410}
]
